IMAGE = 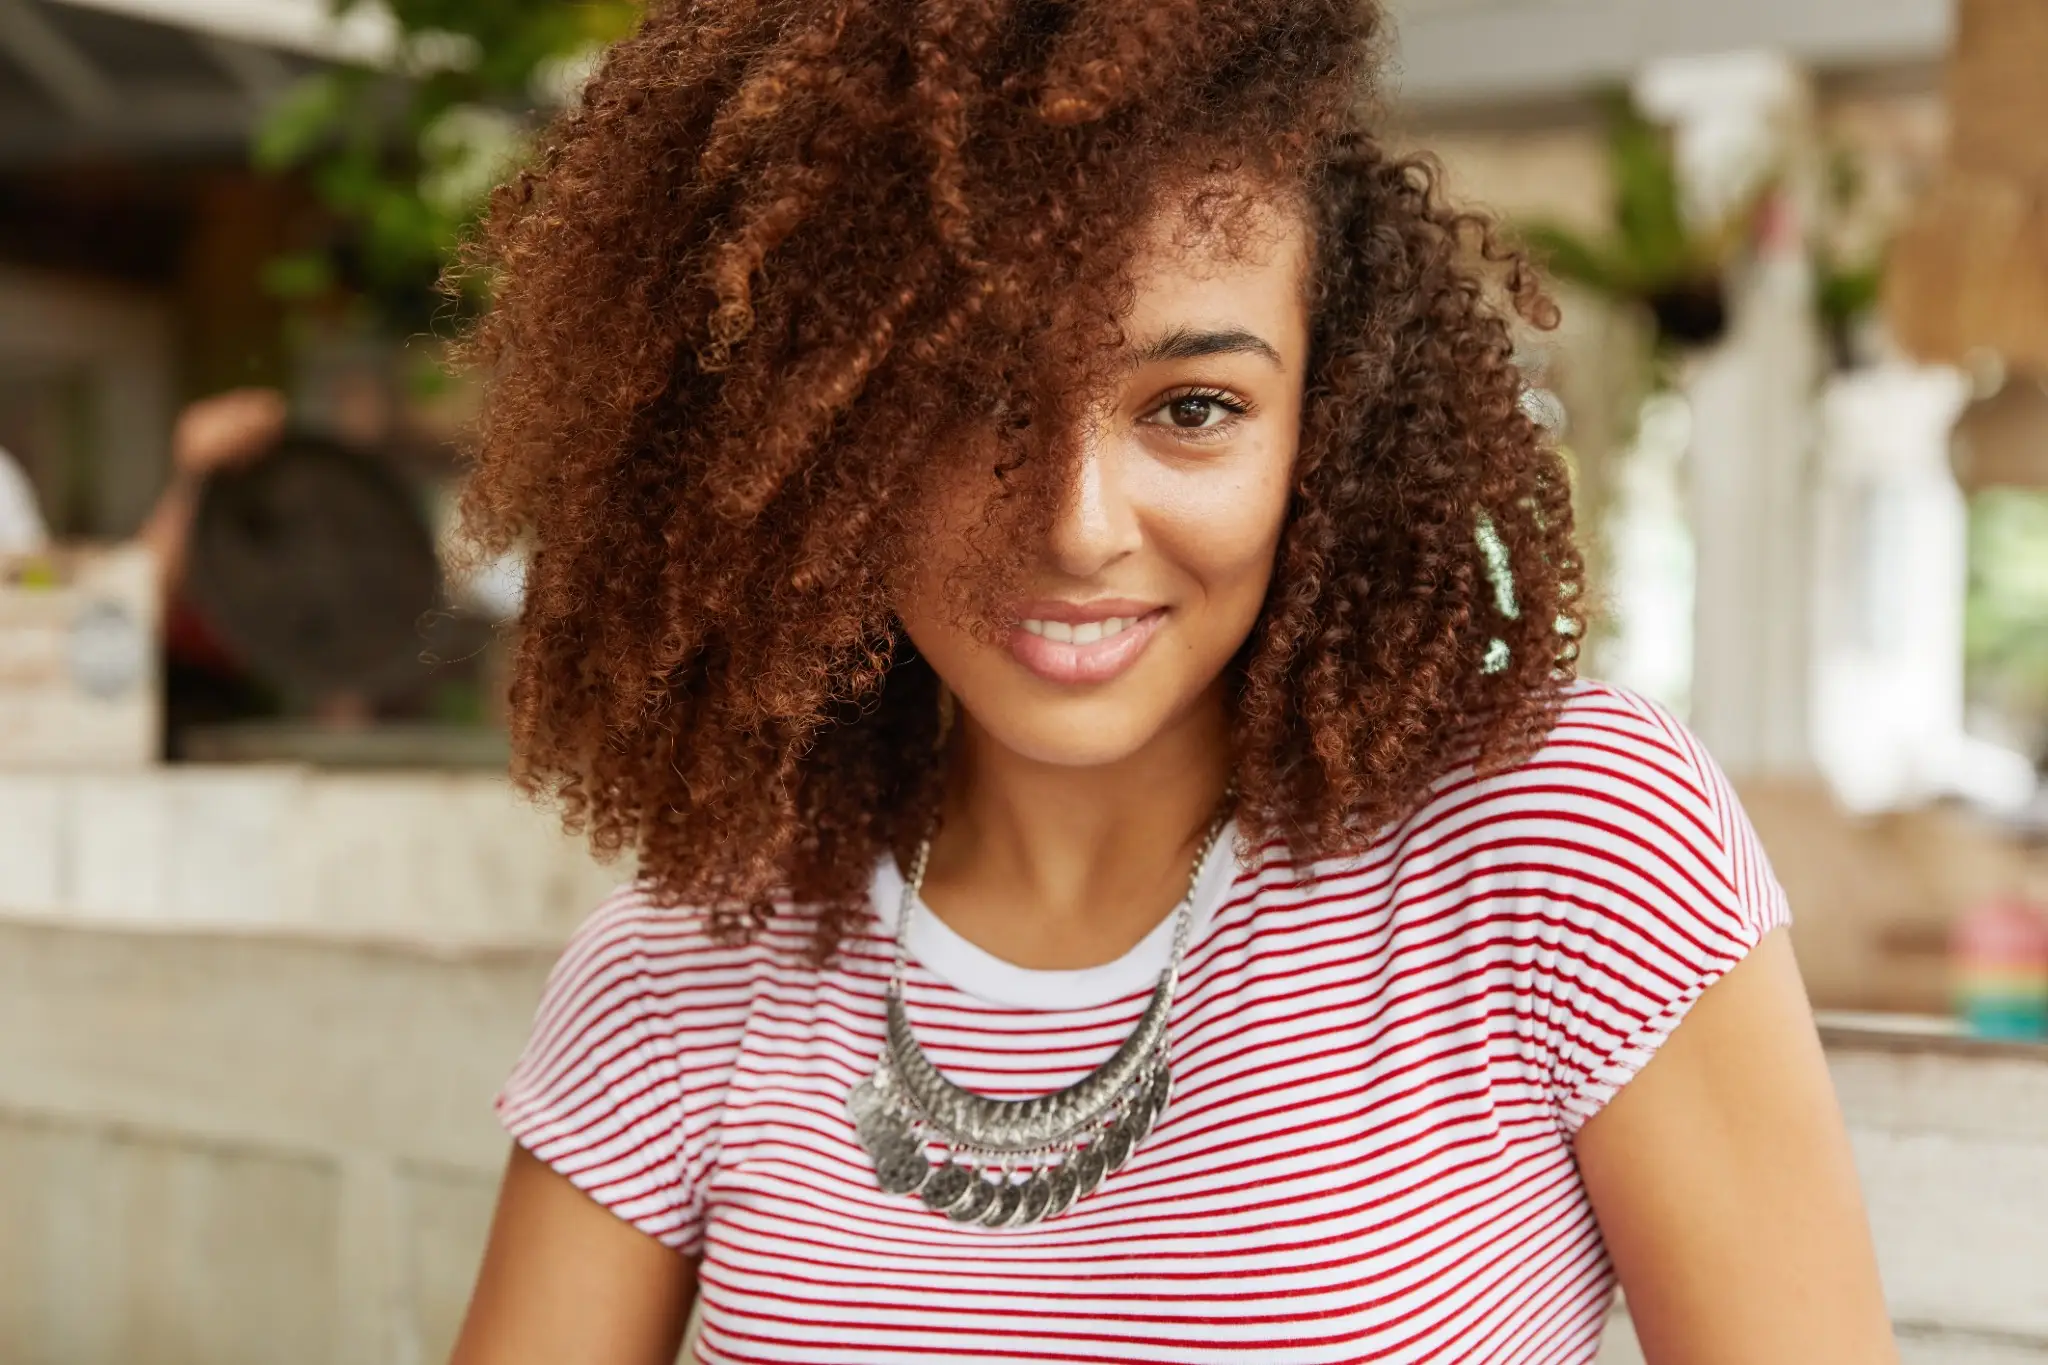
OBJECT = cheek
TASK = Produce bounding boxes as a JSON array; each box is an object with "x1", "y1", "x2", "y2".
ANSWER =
[{"x1": 1145, "y1": 448, "x2": 1294, "y2": 604}]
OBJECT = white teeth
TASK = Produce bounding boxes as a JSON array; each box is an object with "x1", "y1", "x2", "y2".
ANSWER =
[{"x1": 1020, "y1": 614, "x2": 1145, "y2": 645}]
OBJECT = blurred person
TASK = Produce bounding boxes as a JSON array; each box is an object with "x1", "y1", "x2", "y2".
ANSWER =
[
  {"x1": 137, "y1": 387, "x2": 290, "y2": 597},
  {"x1": 0, "y1": 391, "x2": 286, "y2": 750},
  {"x1": 2, "y1": 392, "x2": 282, "y2": 733},
  {"x1": 139, "y1": 388, "x2": 300, "y2": 742},
  {"x1": 0, "y1": 388, "x2": 287, "y2": 569},
  {"x1": 451, "y1": 4, "x2": 1896, "y2": 1364},
  {"x1": 4, "y1": 386, "x2": 409, "y2": 742}
]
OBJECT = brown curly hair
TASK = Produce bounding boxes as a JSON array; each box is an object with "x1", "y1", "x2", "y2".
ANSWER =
[{"x1": 456, "y1": 0, "x2": 1583, "y2": 957}]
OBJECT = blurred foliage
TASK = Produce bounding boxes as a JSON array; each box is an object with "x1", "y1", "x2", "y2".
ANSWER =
[
  {"x1": 1967, "y1": 488, "x2": 2048, "y2": 751},
  {"x1": 1521, "y1": 94, "x2": 1695, "y2": 298},
  {"x1": 1519, "y1": 91, "x2": 1760, "y2": 354},
  {"x1": 255, "y1": 0, "x2": 638, "y2": 333},
  {"x1": 1815, "y1": 261, "x2": 1883, "y2": 347},
  {"x1": 1812, "y1": 145, "x2": 1888, "y2": 369}
]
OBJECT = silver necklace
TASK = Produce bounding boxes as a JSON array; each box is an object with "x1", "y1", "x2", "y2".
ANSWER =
[{"x1": 847, "y1": 808, "x2": 1231, "y2": 1228}]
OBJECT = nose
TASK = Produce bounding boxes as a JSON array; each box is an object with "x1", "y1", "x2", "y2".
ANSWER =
[{"x1": 1047, "y1": 427, "x2": 1142, "y2": 578}]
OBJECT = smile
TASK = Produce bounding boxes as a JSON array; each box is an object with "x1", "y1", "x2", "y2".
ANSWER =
[
  {"x1": 1019, "y1": 615, "x2": 1144, "y2": 644},
  {"x1": 1006, "y1": 605, "x2": 1167, "y2": 686}
]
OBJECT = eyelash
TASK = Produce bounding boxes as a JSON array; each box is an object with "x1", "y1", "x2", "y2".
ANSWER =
[{"x1": 1143, "y1": 386, "x2": 1255, "y2": 442}]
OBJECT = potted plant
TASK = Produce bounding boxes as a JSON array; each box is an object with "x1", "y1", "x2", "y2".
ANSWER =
[{"x1": 1521, "y1": 91, "x2": 1761, "y2": 355}]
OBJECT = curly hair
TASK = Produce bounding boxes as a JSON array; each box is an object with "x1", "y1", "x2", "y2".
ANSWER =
[{"x1": 456, "y1": 0, "x2": 1583, "y2": 958}]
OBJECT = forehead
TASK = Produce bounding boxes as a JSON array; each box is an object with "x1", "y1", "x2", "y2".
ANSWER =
[{"x1": 1124, "y1": 185, "x2": 1312, "y2": 349}]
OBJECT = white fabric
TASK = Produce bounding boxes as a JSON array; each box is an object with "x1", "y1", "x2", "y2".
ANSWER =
[
  {"x1": 0, "y1": 447, "x2": 49, "y2": 555},
  {"x1": 870, "y1": 818, "x2": 1242, "y2": 1010}
]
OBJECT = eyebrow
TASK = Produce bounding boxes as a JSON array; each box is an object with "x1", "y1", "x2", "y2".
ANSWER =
[{"x1": 1133, "y1": 326, "x2": 1285, "y2": 370}]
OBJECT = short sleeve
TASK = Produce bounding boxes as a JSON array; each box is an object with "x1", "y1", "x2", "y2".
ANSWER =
[
  {"x1": 1505, "y1": 686, "x2": 1793, "y2": 1135},
  {"x1": 498, "y1": 891, "x2": 702, "y2": 1252}
]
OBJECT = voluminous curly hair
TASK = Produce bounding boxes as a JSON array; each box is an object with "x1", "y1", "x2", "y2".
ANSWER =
[{"x1": 457, "y1": 0, "x2": 1583, "y2": 957}]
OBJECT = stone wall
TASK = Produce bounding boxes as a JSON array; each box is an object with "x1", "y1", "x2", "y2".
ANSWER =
[
  {"x1": 3, "y1": 913, "x2": 2045, "y2": 1364},
  {"x1": 0, "y1": 916, "x2": 547, "y2": 1365}
]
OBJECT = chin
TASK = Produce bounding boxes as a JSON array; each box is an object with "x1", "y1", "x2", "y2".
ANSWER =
[{"x1": 970, "y1": 696, "x2": 1176, "y2": 769}]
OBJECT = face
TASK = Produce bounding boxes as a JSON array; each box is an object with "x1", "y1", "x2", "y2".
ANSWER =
[{"x1": 898, "y1": 192, "x2": 1311, "y2": 768}]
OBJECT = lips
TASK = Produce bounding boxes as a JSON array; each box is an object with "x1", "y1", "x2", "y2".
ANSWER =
[{"x1": 1006, "y1": 603, "x2": 1167, "y2": 685}]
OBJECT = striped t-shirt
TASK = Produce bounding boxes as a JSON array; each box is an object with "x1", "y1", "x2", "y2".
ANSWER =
[{"x1": 499, "y1": 682, "x2": 1790, "y2": 1363}]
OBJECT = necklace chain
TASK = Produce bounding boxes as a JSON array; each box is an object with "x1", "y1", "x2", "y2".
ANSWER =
[{"x1": 849, "y1": 802, "x2": 1231, "y2": 1228}]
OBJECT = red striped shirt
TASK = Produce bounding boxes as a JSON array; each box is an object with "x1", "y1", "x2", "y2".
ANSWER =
[{"x1": 500, "y1": 682, "x2": 1789, "y2": 1363}]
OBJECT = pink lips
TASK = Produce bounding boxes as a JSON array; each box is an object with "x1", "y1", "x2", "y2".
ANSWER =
[{"x1": 1005, "y1": 601, "x2": 1168, "y2": 686}]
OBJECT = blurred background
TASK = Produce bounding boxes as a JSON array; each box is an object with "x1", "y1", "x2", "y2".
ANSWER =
[{"x1": 1, "y1": 0, "x2": 2046, "y2": 1361}]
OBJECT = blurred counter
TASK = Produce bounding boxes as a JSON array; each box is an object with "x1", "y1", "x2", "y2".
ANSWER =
[
  {"x1": 178, "y1": 721, "x2": 512, "y2": 770},
  {"x1": 1819, "y1": 1009, "x2": 2048, "y2": 1060},
  {"x1": 1737, "y1": 779, "x2": 2048, "y2": 1018},
  {"x1": 1818, "y1": 1012, "x2": 2048, "y2": 1362},
  {"x1": 0, "y1": 765, "x2": 614, "y2": 947}
]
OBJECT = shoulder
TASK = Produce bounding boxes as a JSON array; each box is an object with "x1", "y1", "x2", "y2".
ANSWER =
[
  {"x1": 1341, "y1": 682, "x2": 1794, "y2": 1130},
  {"x1": 1517, "y1": 679, "x2": 1735, "y2": 826},
  {"x1": 1397, "y1": 682, "x2": 1780, "y2": 914},
  {"x1": 510, "y1": 884, "x2": 802, "y2": 1103},
  {"x1": 550, "y1": 883, "x2": 747, "y2": 984},
  {"x1": 1354, "y1": 681, "x2": 1790, "y2": 1006},
  {"x1": 500, "y1": 886, "x2": 767, "y2": 1253},
  {"x1": 534, "y1": 882, "x2": 811, "y2": 1030},
  {"x1": 1448, "y1": 679, "x2": 1731, "y2": 834}
]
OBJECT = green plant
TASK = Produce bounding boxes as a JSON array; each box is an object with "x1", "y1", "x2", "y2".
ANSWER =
[
  {"x1": 1967, "y1": 488, "x2": 2048, "y2": 753},
  {"x1": 255, "y1": 0, "x2": 639, "y2": 331},
  {"x1": 1815, "y1": 259, "x2": 1883, "y2": 358},
  {"x1": 1811, "y1": 144, "x2": 1892, "y2": 369},
  {"x1": 1520, "y1": 91, "x2": 1759, "y2": 352}
]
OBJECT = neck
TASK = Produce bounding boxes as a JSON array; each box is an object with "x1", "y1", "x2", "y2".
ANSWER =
[{"x1": 920, "y1": 685, "x2": 1233, "y2": 970}]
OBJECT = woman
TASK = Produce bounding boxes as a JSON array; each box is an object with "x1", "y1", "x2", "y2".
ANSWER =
[{"x1": 451, "y1": 1, "x2": 1895, "y2": 1361}]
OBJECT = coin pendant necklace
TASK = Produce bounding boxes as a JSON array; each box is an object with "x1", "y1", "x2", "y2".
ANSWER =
[{"x1": 847, "y1": 805, "x2": 1231, "y2": 1228}]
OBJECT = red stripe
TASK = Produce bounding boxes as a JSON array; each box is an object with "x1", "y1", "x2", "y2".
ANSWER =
[{"x1": 492, "y1": 681, "x2": 1777, "y2": 1363}]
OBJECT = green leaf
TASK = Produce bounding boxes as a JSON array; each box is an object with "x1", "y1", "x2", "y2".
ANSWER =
[
  {"x1": 264, "y1": 1, "x2": 646, "y2": 330},
  {"x1": 1817, "y1": 263, "x2": 1882, "y2": 331},
  {"x1": 261, "y1": 250, "x2": 337, "y2": 301},
  {"x1": 1604, "y1": 92, "x2": 1693, "y2": 284},
  {"x1": 1510, "y1": 86, "x2": 1765, "y2": 354},
  {"x1": 1519, "y1": 221, "x2": 1628, "y2": 297},
  {"x1": 253, "y1": 72, "x2": 349, "y2": 169}
]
